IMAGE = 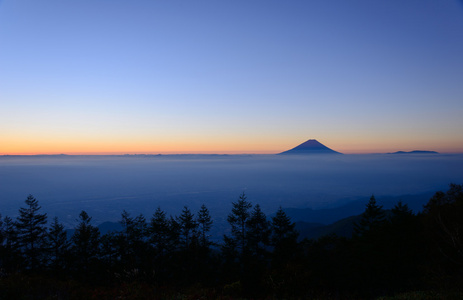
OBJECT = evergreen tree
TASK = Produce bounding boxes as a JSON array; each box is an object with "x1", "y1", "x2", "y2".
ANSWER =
[
  {"x1": 100, "y1": 231, "x2": 118, "y2": 267},
  {"x1": 71, "y1": 211, "x2": 101, "y2": 267},
  {"x1": 0, "y1": 215, "x2": 6, "y2": 265},
  {"x1": 177, "y1": 206, "x2": 198, "y2": 250},
  {"x1": 1, "y1": 216, "x2": 21, "y2": 272},
  {"x1": 149, "y1": 207, "x2": 170, "y2": 255},
  {"x1": 390, "y1": 200, "x2": 413, "y2": 222},
  {"x1": 423, "y1": 183, "x2": 463, "y2": 266},
  {"x1": 381, "y1": 201, "x2": 420, "y2": 291},
  {"x1": 120, "y1": 210, "x2": 147, "y2": 244},
  {"x1": 242, "y1": 204, "x2": 271, "y2": 296},
  {"x1": 271, "y1": 207, "x2": 298, "y2": 245},
  {"x1": 3, "y1": 216, "x2": 19, "y2": 252},
  {"x1": 129, "y1": 213, "x2": 148, "y2": 248},
  {"x1": 168, "y1": 215, "x2": 180, "y2": 251},
  {"x1": 0, "y1": 214, "x2": 3, "y2": 246},
  {"x1": 226, "y1": 192, "x2": 252, "y2": 256},
  {"x1": 197, "y1": 204, "x2": 213, "y2": 248},
  {"x1": 246, "y1": 204, "x2": 270, "y2": 258},
  {"x1": 118, "y1": 211, "x2": 148, "y2": 275},
  {"x1": 47, "y1": 217, "x2": 70, "y2": 271},
  {"x1": 117, "y1": 210, "x2": 132, "y2": 263},
  {"x1": 354, "y1": 195, "x2": 386, "y2": 236},
  {"x1": 220, "y1": 234, "x2": 239, "y2": 280},
  {"x1": 16, "y1": 194, "x2": 48, "y2": 270},
  {"x1": 270, "y1": 206, "x2": 299, "y2": 263},
  {"x1": 118, "y1": 210, "x2": 148, "y2": 262},
  {"x1": 193, "y1": 204, "x2": 216, "y2": 285},
  {"x1": 352, "y1": 195, "x2": 389, "y2": 293},
  {"x1": 0, "y1": 215, "x2": 5, "y2": 269}
]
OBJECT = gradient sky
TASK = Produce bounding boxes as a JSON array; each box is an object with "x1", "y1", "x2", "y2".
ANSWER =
[{"x1": 1, "y1": 0, "x2": 462, "y2": 154}]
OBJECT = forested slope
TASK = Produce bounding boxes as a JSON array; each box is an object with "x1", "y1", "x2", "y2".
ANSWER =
[{"x1": 1, "y1": 185, "x2": 462, "y2": 299}]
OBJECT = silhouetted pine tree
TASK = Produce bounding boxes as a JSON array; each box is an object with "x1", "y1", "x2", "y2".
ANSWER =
[
  {"x1": 120, "y1": 211, "x2": 147, "y2": 245},
  {"x1": 423, "y1": 184, "x2": 463, "y2": 272},
  {"x1": 195, "y1": 204, "x2": 216, "y2": 285},
  {"x1": 100, "y1": 231, "x2": 118, "y2": 269},
  {"x1": 246, "y1": 204, "x2": 270, "y2": 259},
  {"x1": 243, "y1": 204, "x2": 271, "y2": 297},
  {"x1": 177, "y1": 206, "x2": 198, "y2": 250},
  {"x1": 226, "y1": 192, "x2": 252, "y2": 257},
  {"x1": 129, "y1": 213, "x2": 149, "y2": 267},
  {"x1": 148, "y1": 207, "x2": 181, "y2": 284},
  {"x1": 118, "y1": 210, "x2": 148, "y2": 272},
  {"x1": 16, "y1": 195, "x2": 48, "y2": 270},
  {"x1": 149, "y1": 207, "x2": 170, "y2": 256},
  {"x1": 197, "y1": 204, "x2": 213, "y2": 248},
  {"x1": 380, "y1": 201, "x2": 421, "y2": 291},
  {"x1": 0, "y1": 214, "x2": 3, "y2": 246},
  {"x1": 221, "y1": 234, "x2": 239, "y2": 282},
  {"x1": 71, "y1": 211, "x2": 101, "y2": 269},
  {"x1": 1, "y1": 216, "x2": 21, "y2": 272},
  {"x1": 172, "y1": 206, "x2": 202, "y2": 286},
  {"x1": 390, "y1": 200, "x2": 413, "y2": 222},
  {"x1": 352, "y1": 196, "x2": 391, "y2": 295},
  {"x1": 267, "y1": 207, "x2": 303, "y2": 298},
  {"x1": 0, "y1": 215, "x2": 5, "y2": 270},
  {"x1": 47, "y1": 217, "x2": 70, "y2": 272},
  {"x1": 167, "y1": 215, "x2": 180, "y2": 251},
  {"x1": 353, "y1": 195, "x2": 386, "y2": 236},
  {"x1": 270, "y1": 206, "x2": 299, "y2": 264}
]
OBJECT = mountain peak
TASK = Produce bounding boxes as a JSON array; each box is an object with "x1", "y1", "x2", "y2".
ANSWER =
[{"x1": 279, "y1": 139, "x2": 341, "y2": 155}]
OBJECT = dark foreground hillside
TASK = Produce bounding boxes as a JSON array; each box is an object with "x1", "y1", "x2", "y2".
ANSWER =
[{"x1": 1, "y1": 184, "x2": 463, "y2": 299}]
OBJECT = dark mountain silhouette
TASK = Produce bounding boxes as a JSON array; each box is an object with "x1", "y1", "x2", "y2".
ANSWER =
[
  {"x1": 279, "y1": 139, "x2": 341, "y2": 155},
  {"x1": 281, "y1": 192, "x2": 433, "y2": 225},
  {"x1": 388, "y1": 150, "x2": 439, "y2": 154},
  {"x1": 296, "y1": 214, "x2": 361, "y2": 240}
]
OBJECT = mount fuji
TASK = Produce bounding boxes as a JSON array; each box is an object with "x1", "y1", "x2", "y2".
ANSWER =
[{"x1": 279, "y1": 139, "x2": 342, "y2": 155}]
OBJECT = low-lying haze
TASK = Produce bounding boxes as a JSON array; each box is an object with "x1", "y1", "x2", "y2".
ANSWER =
[{"x1": 1, "y1": 154, "x2": 462, "y2": 228}]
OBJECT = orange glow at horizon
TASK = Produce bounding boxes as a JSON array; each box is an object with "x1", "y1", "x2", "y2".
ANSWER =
[
  {"x1": 2, "y1": 136, "x2": 463, "y2": 155},
  {"x1": 1, "y1": 136, "x2": 291, "y2": 155}
]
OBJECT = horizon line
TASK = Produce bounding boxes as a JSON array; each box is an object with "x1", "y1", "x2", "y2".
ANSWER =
[{"x1": 2, "y1": 151, "x2": 460, "y2": 157}]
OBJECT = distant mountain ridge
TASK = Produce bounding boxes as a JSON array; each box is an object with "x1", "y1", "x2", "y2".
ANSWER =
[
  {"x1": 295, "y1": 215, "x2": 360, "y2": 240},
  {"x1": 281, "y1": 192, "x2": 433, "y2": 225},
  {"x1": 279, "y1": 139, "x2": 341, "y2": 155},
  {"x1": 388, "y1": 150, "x2": 439, "y2": 154}
]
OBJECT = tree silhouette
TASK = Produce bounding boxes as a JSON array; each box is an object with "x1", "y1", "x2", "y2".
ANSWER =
[
  {"x1": 71, "y1": 211, "x2": 100, "y2": 269},
  {"x1": 246, "y1": 204, "x2": 270, "y2": 259},
  {"x1": 16, "y1": 195, "x2": 48, "y2": 270},
  {"x1": 271, "y1": 206, "x2": 299, "y2": 264},
  {"x1": 177, "y1": 206, "x2": 197, "y2": 250},
  {"x1": 167, "y1": 215, "x2": 180, "y2": 251},
  {"x1": 0, "y1": 214, "x2": 4, "y2": 246},
  {"x1": 118, "y1": 210, "x2": 148, "y2": 270},
  {"x1": 197, "y1": 204, "x2": 213, "y2": 248},
  {"x1": 354, "y1": 195, "x2": 385, "y2": 236},
  {"x1": 226, "y1": 192, "x2": 252, "y2": 257},
  {"x1": 390, "y1": 200, "x2": 413, "y2": 222},
  {"x1": 100, "y1": 231, "x2": 118, "y2": 272},
  {"x1": 242, "y1": 204, "x2": 271, "y2": 297},
  {"x1": 1, "y1": 216, "x2": 21, "y2": 271},
  {"x1": 380, "y1": 201, "x2": 420, "y2": 291},
  {"x1": 2, "y1": 216, "x2": 18, "y2": 248},
  {"x1": 3, "y1": 187, "x2": 462, "y2": 298},
  {"x1": 424, "y1": 183, "x2": 463, "y2": 266},
  {"x1": 47, "y1": 217, "x2": 70, "y2": 272},
  {"x1": 149, "y1": 207, "x2": 171, "y2": 256}
]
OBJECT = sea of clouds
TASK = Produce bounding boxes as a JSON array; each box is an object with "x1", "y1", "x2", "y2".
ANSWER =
[{"x1": 1, "y1": 154, "x2": 462, "y2": 228}]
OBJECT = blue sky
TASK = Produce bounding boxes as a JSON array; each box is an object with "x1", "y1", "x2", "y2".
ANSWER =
[{"x1": 1, "y1": 0, "x2": 462, "y2": 154}]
